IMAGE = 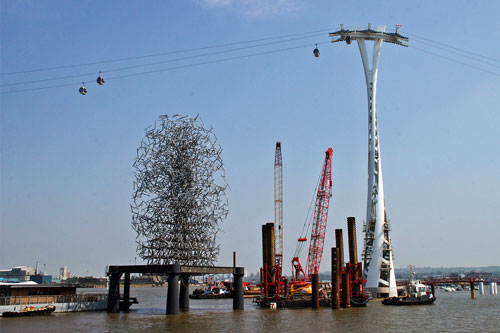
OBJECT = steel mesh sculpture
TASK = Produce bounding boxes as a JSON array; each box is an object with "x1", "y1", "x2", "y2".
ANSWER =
[{"x1": 131, "y1": 114, "x2": 228, "y2": 266}]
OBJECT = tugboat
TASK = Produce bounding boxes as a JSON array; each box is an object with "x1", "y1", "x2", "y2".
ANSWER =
[{"x1": 382, "y1": 265, "x2": 436, "y2": 306}]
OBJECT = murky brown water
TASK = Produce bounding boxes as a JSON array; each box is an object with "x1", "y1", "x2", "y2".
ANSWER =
[{"x1": 1, "y1": 288, "x2": 499, "y2": 332}]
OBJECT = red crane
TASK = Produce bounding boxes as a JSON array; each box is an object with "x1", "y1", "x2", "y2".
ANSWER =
[{"x1": 292, "y1": 148, "x2": 333, "y2": 282}]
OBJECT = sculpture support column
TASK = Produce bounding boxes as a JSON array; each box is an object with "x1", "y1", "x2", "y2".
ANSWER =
[
  {"x1": 233, "y1": 267, "x2": 244, "y2": 310},
  {"x1": 166, "y1": 263, "x2": 181, "y2": 315},
  {"x1": 107, "y1": 273, "x2": 121, "y2": 313},
  {"x1": 179, "y1": 275, "x2": 190, "y2": 310}
]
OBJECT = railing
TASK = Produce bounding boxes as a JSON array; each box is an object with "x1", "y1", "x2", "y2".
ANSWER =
[{"x1": 0, "y1": 293, "x2": 107, "y2": 306}]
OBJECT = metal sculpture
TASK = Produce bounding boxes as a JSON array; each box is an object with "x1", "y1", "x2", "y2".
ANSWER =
[{"x1": 131, "y1": 114, "x2": 228, "y2": 266}]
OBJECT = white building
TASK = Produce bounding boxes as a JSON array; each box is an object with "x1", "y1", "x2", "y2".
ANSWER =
[{"x1": 59, "y1": 266, "x2": 69, "y2": 280}]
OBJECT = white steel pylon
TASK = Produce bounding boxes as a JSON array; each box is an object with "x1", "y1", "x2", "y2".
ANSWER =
[
  {"x1": 274, "y1": 142, "x2": 283, "y2": 268},
  {"x1": 330, "y1": 24, "x2": 408, "y2": 297}
]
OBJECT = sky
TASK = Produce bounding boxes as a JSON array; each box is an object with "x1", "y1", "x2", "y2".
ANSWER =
[{"x1": 1, "y1": 0, "x2": 499, "y2": 277}]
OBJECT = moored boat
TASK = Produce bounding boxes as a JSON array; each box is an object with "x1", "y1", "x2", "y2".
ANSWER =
[
  {"x1": 2, "y1": 304, "x2": 56, "y2": 317},
  {"x1": 0, "y1": 283, "x2": 107, "y2": 313},
  {"x1": 383, "y1": 265, "x2": 435, "y2": 306},
  {"x1": 189, "y1": 286, "x2": 233, "y2": 299},
  {"x1": 382, "y1": 293, "x2": 435, "y2": 305}
]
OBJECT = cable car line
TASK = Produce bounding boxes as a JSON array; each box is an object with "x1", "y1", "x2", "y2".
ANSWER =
[
  {"x1": 0, "y1": 28, "x2": 334, "y2": 76},
  {"x1": 410, "y1": 38, "x2": 500, "y2": 69},
  {"x1": 2, "y1": 30, "x2": 499, "y2": 95},
  {"x1": 410, "y1": 45, "x2": 500, "y2": 77},
  {"x1": 401, "y1": 30, "x2": 500, "y2": 64},
  {"x1": 0, "y1": 41, "x2": 330, "y2": 95},
  {"x1": 0, "y1": 32, "x2": 327, "y2": 87},
  {"x1": 106, "y1": 41, "x2": 330, "y2": 80}
]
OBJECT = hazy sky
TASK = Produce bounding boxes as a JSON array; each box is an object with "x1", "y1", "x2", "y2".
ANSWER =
[{"x1": 1, "y1": 1, "x2": 499, "y2": 277}]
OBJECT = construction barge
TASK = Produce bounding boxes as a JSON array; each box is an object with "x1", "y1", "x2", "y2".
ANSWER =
[{"x1": 257, "y1": 215, "x2": 369, "y2": 309}]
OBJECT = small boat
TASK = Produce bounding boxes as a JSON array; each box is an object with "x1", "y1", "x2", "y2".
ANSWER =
[
  {"x1": 189, "y1": 286, "x2": 233, "y2": 299},
  {"x1": 2, "y1": 305, "x2": 56, "y2": 317},
  {"x1": 383, "y1": 265, "x2": 435, "y2": 306},
  {"x1": 382, "y1": 293, "x2": 435, "y2": 306},
  {"x1": 119, "y1": 297, "x2": 139, "y2": 311},
  {"x1": 350, "y1": 296, "x2": 370, "y2": 307}
]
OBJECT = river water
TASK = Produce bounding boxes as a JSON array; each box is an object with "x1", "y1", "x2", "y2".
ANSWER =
[{"x1": 1, "y1": 288, "x2": 499, "y2": 332}]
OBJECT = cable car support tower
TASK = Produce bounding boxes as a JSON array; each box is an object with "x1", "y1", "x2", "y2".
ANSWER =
[{"x1": 330, "y1": 24, "x2": 408, "y2": 297}]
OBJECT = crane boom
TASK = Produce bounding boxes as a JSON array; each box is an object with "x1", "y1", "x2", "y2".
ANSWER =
[
  {"x1": 305, "y1": 148, "x2": 333, "y2": 279},
  {"x1": 274, "y1": 142, "x2": 283, "y2": 265}
]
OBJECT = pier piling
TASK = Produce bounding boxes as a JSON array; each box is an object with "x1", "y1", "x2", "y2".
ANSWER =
[
  {"x1": 347, "y1": 217, "x2": 358, "y2": 265},
  {"x1": 331, "y1": 247, "x2": 340, "y2": 309},
  {"x1": 233, "y1": 267, "x2": 244, "y2": 310},
  {"x1": 179, "y1": 275, "x2": 190, "y2": 310},
  {"x1": 341, "y1": 272, "x2": 351, "y2": 308},
  {"x1": 166, "y1": 263, "x2": 181, "y2": 315},
  {"x1": 335, "y1": 229, "x2": 344, "y2": 268},
  {"x1": 123, "y1": 272, "x2": 131, "y2": 309},
  {"x1": 470, "y1": 280, "x2": 475, "y2": 299},
  {"x1": 312, "y1": 273, "x2": 320, "y2": 309},
  {"x1": 107, "y1": 273, "x2": 121, "y2": 313}
]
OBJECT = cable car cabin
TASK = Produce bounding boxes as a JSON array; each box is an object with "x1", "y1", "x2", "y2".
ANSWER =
[
  {"x1": 313, "y1": 47, "x2": 320, "y2": 58},
  {"x1": 79, "y1": 85, "x2": 87, "y2": 95},
  {"x1": 96, "y1": 73, "x2": 105, "y2": 85}
]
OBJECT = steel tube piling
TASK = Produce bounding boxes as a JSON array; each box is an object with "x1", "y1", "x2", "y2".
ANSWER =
[
  {"x1": 335, "y1": 229, "x2": 344, "y2": 268},
  {"x1": 233, "y1": 267, "x2": 244, "y2": 310},
  {"x1": 312, "y1": 273, "x2": 320, "y2": 309},
  {"x1": 331, "y1": 247, "x2": 340, "y2": 309},
  {"x1": 107, "y1": 273, "x2": 121, "y2": 313},
  {"x1": 341, "y1": 272, "x2": 351, "y2": 308},
  {"x1": 166, "y1": 263, "x2": 181, "y2": 314},
  {"x1": 179, "y1": 275, "x2": 190, "y2": 310}
]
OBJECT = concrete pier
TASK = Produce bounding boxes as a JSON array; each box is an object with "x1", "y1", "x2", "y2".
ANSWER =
[{"x1": 489, "y1": 282, "x2": 496, "y2": 295}]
